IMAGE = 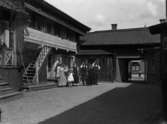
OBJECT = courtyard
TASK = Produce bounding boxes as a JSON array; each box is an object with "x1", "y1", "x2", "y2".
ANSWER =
[{"x1": 0, "y1": 82, "x2": 162, "y2": 124}]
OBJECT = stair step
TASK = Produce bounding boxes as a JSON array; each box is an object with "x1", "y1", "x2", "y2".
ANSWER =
[
  {"x1": 0, "y1": 87, "x2": 16, "y2": 95},
  {"x1": 23, "y1": 78, "x2": 34, "y2": 81},
  {"x1": 27, "y1": 70, "x2": 35, "y2": 73},
  {"x1": 23, "y1": 73, "x2": 35, "y2": 76},
  {"x1": 0, "y1": 82, "x2": 9, "y2": 86},
  {"x1": 0, "y1": 91, "x2": 21, "y2": 100},
  {"x1": 22, "y1": 80, "x2": 34, "y2": 84},
  {"x1": 0, "y1": 90, "x2": 16, "y2": 95},
  {"x1": 23, "y1": 75, "x2": 34, "y2": 78},
  {"x1": 0, "y1": 85, "x2": 10, "y2": 89},
  {"x1": 23, "y1": 80, "x2": 33, "y2": 83},
  {"x1": 0, "y1": 87, "x2": 12, "y2": 92},
  {"x1": 27, "y1": 82, "x2": 57, "y2": 91},
  {"x1": 23, "y1": 78, "x2": 33, "y2": 81},
  {"x1": 22, "y1": 46, "x2": 51, "y2": 83},
  {"x1": 28, "y1": 67, "x2": 35, "y2": 70},
  {"x1": 23, "y1": 72, "x2": 35, "y2": 75}
]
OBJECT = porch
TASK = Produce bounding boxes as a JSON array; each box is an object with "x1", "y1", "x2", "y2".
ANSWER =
[
  {"x1": 0, "y1": 6, "x2": 25, "y2": 100},
  {"x1": 23, "y1": 27, "x2": 77, "y2": 86}
]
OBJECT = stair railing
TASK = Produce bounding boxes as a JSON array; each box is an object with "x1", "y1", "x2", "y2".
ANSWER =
[
  {"x1": 34, "y1": 46, "x2": 51, "y2": 84},
  {"x1": 4, "y1": 50, "x2": 13, "y2": 65},
  {"x1": 23, "y1": 63, "x2": 35, "y2": 84}
]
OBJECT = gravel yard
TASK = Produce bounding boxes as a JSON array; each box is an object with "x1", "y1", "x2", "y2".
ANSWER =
[{"x1": 0, "y1": 82, "x2": 130, "y2": 124}]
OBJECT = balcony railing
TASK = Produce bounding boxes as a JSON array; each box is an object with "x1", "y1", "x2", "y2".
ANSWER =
[
  {"x1": 24, "y1": 27, "x2": 77, "y2": 52},
  {"x1": 0, "y1": 49, "x2": 14, "y2": 66}
]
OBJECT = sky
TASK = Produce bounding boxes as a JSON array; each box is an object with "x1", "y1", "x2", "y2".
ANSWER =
[{"x1": 45, "y1": 0, "x2": 166, "y2": 31}]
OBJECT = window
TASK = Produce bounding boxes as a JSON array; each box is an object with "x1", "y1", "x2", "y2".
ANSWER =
[
  {"x1": 46, "y1": 23, "x2": 52, "y2": 33},
  {"x1": 60, "y1": 28, "x2": 67, "y2": 39}
]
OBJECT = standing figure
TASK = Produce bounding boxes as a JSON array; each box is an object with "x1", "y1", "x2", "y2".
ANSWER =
[
  {"x1": 67, "y1": 68, "x2": 74, "y2": 87},
  {"x1": 87, "y1": 62, "x2": 93, "y2": 85},
  {"x1": 51, "y1": 59, "x2": 59, "y2": 82},
  {"x1": 80, "y1": 62, "x2": 88, "y2": 86},
  {"x1": 56, "y1": 64, "x2": 67, "y2": 87},
  {"x1": 92, "y1": 61, "x2": 101, "y2": 85},
  {"x1": 73, "y1": 63, "x2": 79, "y2": 85}
]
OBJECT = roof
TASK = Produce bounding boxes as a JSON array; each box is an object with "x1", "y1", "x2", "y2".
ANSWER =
[
  {"x1": 149, "y1": 22, "x2": 167, "y2": 34},
  {"x1": 42, "y1": 0, "x2": 91, "y2": 32},
  {"x1": 81, "y1": 27, "x2": 160, "y2": 46},
  {"x1": 0, "y1": 0, "x2": 26, "y2": 13},
  {"x1": 25, "y1": 0, "x2": 91, "y2": 34}
]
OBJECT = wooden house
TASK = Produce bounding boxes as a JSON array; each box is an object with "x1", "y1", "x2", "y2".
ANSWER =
[
  {"x1": 22, "y1": 0, "x2": 90, "y2": 86},
  {"x1": 0, "y1": 0, "x2": 90, "y2": 98},
  {"x1": 79, "y1": 25, "x2": 160, "y2": 84},
  {"x1": 0, "y1": 0, "x2": 28, "y2": 98},
  {"x1": 149, "y1": 21, "x2": 167, "y2": 120}
]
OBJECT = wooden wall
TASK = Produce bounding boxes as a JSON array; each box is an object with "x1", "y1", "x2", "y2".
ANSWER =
[
  {"x1": 144, "y1": 49, "x2": 160, "y2": 85},
  {"x1": 0, "y1": 66, "x2": 22, "y2": 89}
]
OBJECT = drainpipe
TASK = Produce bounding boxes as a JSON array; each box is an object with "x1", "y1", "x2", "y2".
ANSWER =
[{"x1": 0, "y1": 108, "x2": 1, "y2": 122}]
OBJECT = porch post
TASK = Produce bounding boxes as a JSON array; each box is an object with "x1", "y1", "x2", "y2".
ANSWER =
[
  {"x1": 70, "y1": 55, "x2": 75, "y2": 68},
  {"x1": 13, "y1": 31, "x2": 17, "y2": 65},
  {"x1": 115, "y1": 56, "x2": 122, "y2": 82},
  {"x1": 14, "y1": 13, "x2": 25, "y2": 67},
  {"x1": 35, "y1": 65, "x2": 39, "y2": 84}
]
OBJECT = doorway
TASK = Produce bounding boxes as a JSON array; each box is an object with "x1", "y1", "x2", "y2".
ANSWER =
[{"x1": 128, "y1": 60, "x2": 146, "y2": 82}]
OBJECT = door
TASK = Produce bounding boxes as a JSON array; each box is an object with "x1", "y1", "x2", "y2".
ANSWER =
[{"x1": 98, "y1": 56, "x2": 114, "y2": 81}]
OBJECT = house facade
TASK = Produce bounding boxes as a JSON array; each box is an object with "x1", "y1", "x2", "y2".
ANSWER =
[
  {"x1": 79, "y1": 25, "x2": 161, "y2": 84},
  {"x1": 0, "y1": 0, "x2": 90, "y2": 96},
  {"x1": 22, "y1": 0, "x2": 90, "y2": 86},
  {"x1": 0, "y1": 0, "x2": 27, "y2": 92},
  {"x1": 149, "y1": 21, "x2": 167, "y2": 119}
]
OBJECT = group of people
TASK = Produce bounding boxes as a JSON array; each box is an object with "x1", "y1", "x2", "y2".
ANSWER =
[
  {"x1": 80, "y1": 61, "x2": 101, "y2": 86},
  {"x1": 54, "y1": 59, "x2": 101, "y2": 87},
  {"x1": 55, "y1": 63, "x2": 79, "y2": 87}
]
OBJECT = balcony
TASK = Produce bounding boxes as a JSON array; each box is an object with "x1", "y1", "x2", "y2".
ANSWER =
[{"x1": 24, "y1": 27, "x2": 77, "y2": 52}]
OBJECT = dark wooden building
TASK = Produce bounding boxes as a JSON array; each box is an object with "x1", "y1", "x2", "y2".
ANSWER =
[
  {"x1": 0, "y1": 0, "x2": 28, "y2": 98},
  {"x1": 79, "y1": 25, "x2": 161, "y2": 84},
  {"x1": 22, "y1": 0, "x2": 90, "y2": 85},
  {"x1": 0, "y1": 0, "x2": 90, "y2": 98},
  {"x1": 150, "y1": 21, "x2": 167, "y2": 122}
]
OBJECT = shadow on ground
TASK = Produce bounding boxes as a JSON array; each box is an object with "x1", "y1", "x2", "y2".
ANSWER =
[{"x1": 39, "y1": 84, "x2": 162, "y2": 124}]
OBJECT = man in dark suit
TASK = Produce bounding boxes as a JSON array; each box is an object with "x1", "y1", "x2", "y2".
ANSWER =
[
  {"x1": 80, "y1": 62, "x2": 88, "y2": 86},
  {"x1": 92, "y1": 61, "x2": 101, "y2": 85}
]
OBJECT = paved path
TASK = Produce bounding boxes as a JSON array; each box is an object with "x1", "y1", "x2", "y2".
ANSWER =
[
  {"x1": 0, "y1": 82, "x2": 130, "y2": 124},
  {"x1": 39, "y1": 83, "x2": 162, "y2": 124}
]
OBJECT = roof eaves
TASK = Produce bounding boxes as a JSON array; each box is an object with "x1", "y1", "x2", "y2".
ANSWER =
[
  {"x1": 89, "y1": 27, "x2": 147, "y2": 34},
  {"x1": 42, "y1": 0, "x2": 91, "y2": 32},
  {"x1": 149, "y1": 22, "x2": 167, "y2": 34}
]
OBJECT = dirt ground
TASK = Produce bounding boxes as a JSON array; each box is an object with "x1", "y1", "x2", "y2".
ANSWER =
[
  {"x1": 0, "y1": 82, "x2": 130, "y2": 124},
  {"x1": 39, "y1": 84, "x2": 162, "y2": 124}
]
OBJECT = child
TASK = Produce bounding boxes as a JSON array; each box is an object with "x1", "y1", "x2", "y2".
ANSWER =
[{"x1": 67, "y1": 69, "x2": 74, "y2": 87}]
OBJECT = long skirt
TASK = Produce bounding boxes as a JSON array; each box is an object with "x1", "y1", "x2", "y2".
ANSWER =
[{"x1": 58, "y1": 73, "x2": 67, "y2": 86}]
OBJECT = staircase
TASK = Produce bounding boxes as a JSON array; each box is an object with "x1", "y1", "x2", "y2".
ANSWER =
[
  {"x1": 23, "y1": 46, "x2": 51, "y2": 84},
  {"x1": 23, "y1": 63, "x2": 36, "y2": 84},
  {"x1": 0, "y1": 78, "x2": 21, "y2": 101}
]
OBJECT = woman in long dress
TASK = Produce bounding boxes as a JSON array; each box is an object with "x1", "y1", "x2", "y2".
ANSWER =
[{"x1": 57, "y1": 64, "x2": 67, "y2": 86}]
